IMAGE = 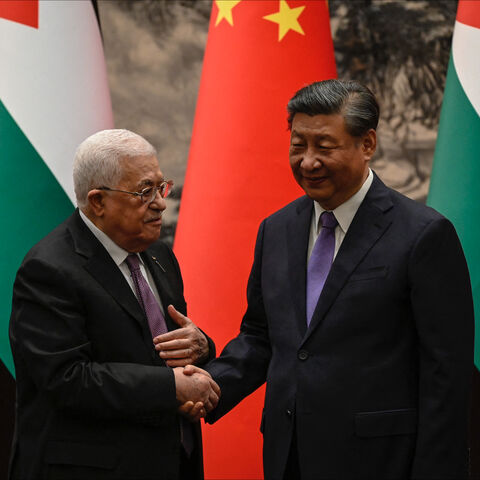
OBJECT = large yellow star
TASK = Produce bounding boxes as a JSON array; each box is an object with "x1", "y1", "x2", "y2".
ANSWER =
[
  {"x1": 215, "y1": 0, "x2": 242, "y2": 27},
  {"x1": 263, "y1": 0, "x2": 306, "y2": 41}
]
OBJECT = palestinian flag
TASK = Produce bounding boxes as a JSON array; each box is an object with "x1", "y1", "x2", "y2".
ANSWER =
[
  {"x1": 427, "y1": 0, "x2": 480, "y2": 475},
  {"x1": 174, "y1": 1, "x2": 336, "y2": 477},
  {"x1": 0, "y1": 0, "x2": 113, "y2": 475}
]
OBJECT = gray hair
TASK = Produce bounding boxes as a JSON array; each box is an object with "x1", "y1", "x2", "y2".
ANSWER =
[
  {"x1": 287, "y1": 79, "x2": 379, "y2": 137},
  {"x1": 73, "y1": 129, "x2": 157, "y2": 208}
]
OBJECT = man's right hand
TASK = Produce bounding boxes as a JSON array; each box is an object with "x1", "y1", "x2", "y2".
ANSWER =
[{"x1": 173, "y1": 366, "x2": 220, "y2": 414}]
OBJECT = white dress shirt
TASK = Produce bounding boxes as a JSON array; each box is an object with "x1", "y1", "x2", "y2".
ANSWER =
[
  {"x1": 79, "y1": 210, "x2": 164, "y2": 314},
  {"x1": 307, "y1": 169, "x2": 374, "y2": 261}
]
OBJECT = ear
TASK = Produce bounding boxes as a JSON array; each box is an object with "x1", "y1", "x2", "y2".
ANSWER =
[
  {"x1": 362, "y1": 129, "x2": 377, "y2": 161},
  {"x1": 87, "y1": 189, "x2": 106, "y2": 217}
]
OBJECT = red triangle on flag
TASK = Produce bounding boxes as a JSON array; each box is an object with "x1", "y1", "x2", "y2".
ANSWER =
[
  {"x1": 457, "y1": 0, "x2": 480, "y2": 30},
  {"x1": 0, "y1": 0, "x2": 38, "y2": 29}
]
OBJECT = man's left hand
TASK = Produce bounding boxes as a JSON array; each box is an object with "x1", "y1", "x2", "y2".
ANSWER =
[{"x1": 153, "y1": 305, "x2": 209, "y2": 367}]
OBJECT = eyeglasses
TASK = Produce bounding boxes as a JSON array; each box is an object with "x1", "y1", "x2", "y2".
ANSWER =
[{"x1": 97, "y1": 180, "x2": 174, "y2": 204}]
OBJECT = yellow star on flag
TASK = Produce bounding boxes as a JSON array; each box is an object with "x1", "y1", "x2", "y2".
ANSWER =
[
  {"x1": 215, "y1": 0, "x2": 242, "y2": 27},
  {"x1": 263, "y1": 0, "x2": 306, "y2": 41}
]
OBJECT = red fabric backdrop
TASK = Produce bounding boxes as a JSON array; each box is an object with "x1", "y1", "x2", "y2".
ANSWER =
[{"x1": 174, "y1": 1, "x2": 336, "y2": 478}]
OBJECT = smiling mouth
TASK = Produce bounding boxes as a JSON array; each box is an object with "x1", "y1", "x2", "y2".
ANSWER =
[{"x1": 304, "y1": 176, "x2": 327, "y2": 184}]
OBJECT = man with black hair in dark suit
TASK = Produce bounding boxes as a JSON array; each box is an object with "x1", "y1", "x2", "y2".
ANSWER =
[{"x1": 199, "y1": 80, "x2": 474, "y2": 480}]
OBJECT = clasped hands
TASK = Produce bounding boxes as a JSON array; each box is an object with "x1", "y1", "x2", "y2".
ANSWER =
[
  {"x1": 153, "y1": 305, "x2": 220, "y2": 422},
  {"x1": 173, "y1": 365, "x2": 220, "y2": 422}
]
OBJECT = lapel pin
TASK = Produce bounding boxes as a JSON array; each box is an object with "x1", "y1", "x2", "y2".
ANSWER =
[{"x1": 152, "y1": 256, "x2": 166, "y2": 273}]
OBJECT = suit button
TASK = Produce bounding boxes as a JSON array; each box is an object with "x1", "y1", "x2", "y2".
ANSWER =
[
  {"x1": 298, "y1": 350, "x2": 309, "y2": 361},
  {"x1": 286, "y1": 409, "x2": 293, "y2": 417}
]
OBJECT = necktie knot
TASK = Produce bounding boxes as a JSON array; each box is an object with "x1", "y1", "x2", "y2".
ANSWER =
[
  {"x1": 321, "y1": 211, "x2": 338, "y2": 230},
  {"x1": 126, "y1": 254, "x2": 141, "y2": 272}
]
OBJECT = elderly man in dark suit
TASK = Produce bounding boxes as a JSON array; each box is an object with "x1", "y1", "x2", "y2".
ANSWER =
[
  {"x1": 9, "y1": 129, "x2": 219, "y2": 480},
  {"x1": 200, "y1": 80, "x2": 474, "y2": 479}
]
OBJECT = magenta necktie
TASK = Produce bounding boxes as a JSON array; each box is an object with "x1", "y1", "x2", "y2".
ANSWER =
[
  {"x1": 125, "y1": 254, "x2": 168, "y2": 337},
  {"x1": 306, "y1": 211, "x2": 338, "y2": 325},
  {"x1": 125, "y1": 254, "x2": 194, "y2": 456}
]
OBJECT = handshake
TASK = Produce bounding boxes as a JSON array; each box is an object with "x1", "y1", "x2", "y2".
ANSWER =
[
  {"x1": 173, "y1": 365, "x2": 220, "y2": 422},
  {"x1": 151, "y1": 305, "x2": 221, "y2": 422}
]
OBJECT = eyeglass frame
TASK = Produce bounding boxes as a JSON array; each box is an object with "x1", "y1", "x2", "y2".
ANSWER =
[{"x1": 96, "y1": 180, "x2": 174, "y2": 204}]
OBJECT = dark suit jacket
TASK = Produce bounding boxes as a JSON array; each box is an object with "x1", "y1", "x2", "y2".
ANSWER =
[
  {"x1": 9, "y1": 210, "x2": 215, "y2": 480},
  {"x1": 207, "y1": 174, "x2": 474, "y2": 480}
]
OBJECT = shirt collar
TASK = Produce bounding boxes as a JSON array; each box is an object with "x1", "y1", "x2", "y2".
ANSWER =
[
  {"x1": 79, "y1": 210, "x2": 143, "y2": 267},
  {"x1": 313, "y1": 168, "x2": 374, "y2": 234}
]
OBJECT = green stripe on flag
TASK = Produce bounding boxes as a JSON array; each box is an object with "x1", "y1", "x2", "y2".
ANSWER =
[
  {"x1": 0, "y1": 100, "x2": 74, "y2": 377},
  {"x1": 427, "y1": 56, "x2": 480, "y2": 368}
]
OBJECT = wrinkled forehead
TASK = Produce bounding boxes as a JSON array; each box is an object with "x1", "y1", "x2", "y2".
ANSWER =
[
  {"x1": 117, "y1": 155, "x2": 163, "y2": 187},
  {"x1": 290, "y1": 113, "x2": 348, "y2": 136}
]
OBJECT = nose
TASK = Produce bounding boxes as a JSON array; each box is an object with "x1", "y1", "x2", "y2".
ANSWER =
[
  {"x1": 149, "y1": 190, "x2": 167, "y2": 211},
  {"x1": 301, "y1": 148, "x2": 322, "y2": 170}
]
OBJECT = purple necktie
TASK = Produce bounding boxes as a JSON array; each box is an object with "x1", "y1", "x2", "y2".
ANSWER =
[
  {"x1": 125, "y1": 254, "x2": 168, "y2": 337},
  {"x1": 306, "y1": 211, "x2": 338, "y2": 325},
  {"x1": 125, "y1": 254, "x2": 194, "y2": 456}
]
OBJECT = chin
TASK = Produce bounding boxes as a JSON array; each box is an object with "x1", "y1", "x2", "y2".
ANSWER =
[
  {"x1": 134, "y1": 231, "x2": 160, "y2": 249},
  {"x1": 150, "y1": 230, "x2": 162, "y2": 243},
  {"x1": 304, "y1": 189, "x2": 330, "y2": 203},
  {"x1": 146, "y1": 232, "x2": 161, "y2": 244}
]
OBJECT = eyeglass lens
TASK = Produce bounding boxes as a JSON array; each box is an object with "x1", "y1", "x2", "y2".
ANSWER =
[{"x1": 143, "y1": 183, "x2": 171, "y2": 203}]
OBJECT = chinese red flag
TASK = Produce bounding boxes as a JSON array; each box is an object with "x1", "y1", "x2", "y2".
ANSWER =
[{"x1": 174, "y1": 1, "x2": 336, "y2": 478}]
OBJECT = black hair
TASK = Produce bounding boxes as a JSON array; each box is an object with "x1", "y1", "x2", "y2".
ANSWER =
[{"x1": 287, "y1": 79, "x2": 379, "y2": 137}]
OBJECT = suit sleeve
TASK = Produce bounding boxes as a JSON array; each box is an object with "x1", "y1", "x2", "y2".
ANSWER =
[
  {"x1": 199, "y1": 330, "x2": 216, "y2": 364},
  {"x1": 408, "y1": 217, "x2": 474, "y2": 478},
  {"x1": 206, "y1": 220, "x2": 271, "y2": 422},
  {"x1": 10, "y1": 256, "x2": 178, "y2": 422}
]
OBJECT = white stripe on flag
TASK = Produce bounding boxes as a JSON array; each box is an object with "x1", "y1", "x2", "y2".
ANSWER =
[
  {"x1": 0, "y1": 0, "x2": 113, "y2": 202},
  {"x1": 452, "y1": 20, "x2": 480, "y2": 117}
]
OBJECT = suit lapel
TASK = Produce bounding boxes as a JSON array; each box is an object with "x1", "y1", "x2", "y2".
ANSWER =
[
  {"x1": 287, "y1": 197, "x2": 314, "y2": 338},
  {"x1": 84, "y1": 253, "x2": 148, "y2": 328},
  {"x1": 301, "y1": 175, "x2": 394, "y2": 345},
  {"x1": 67, "y1": 211, "x2": 146, "y2": 330}
]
